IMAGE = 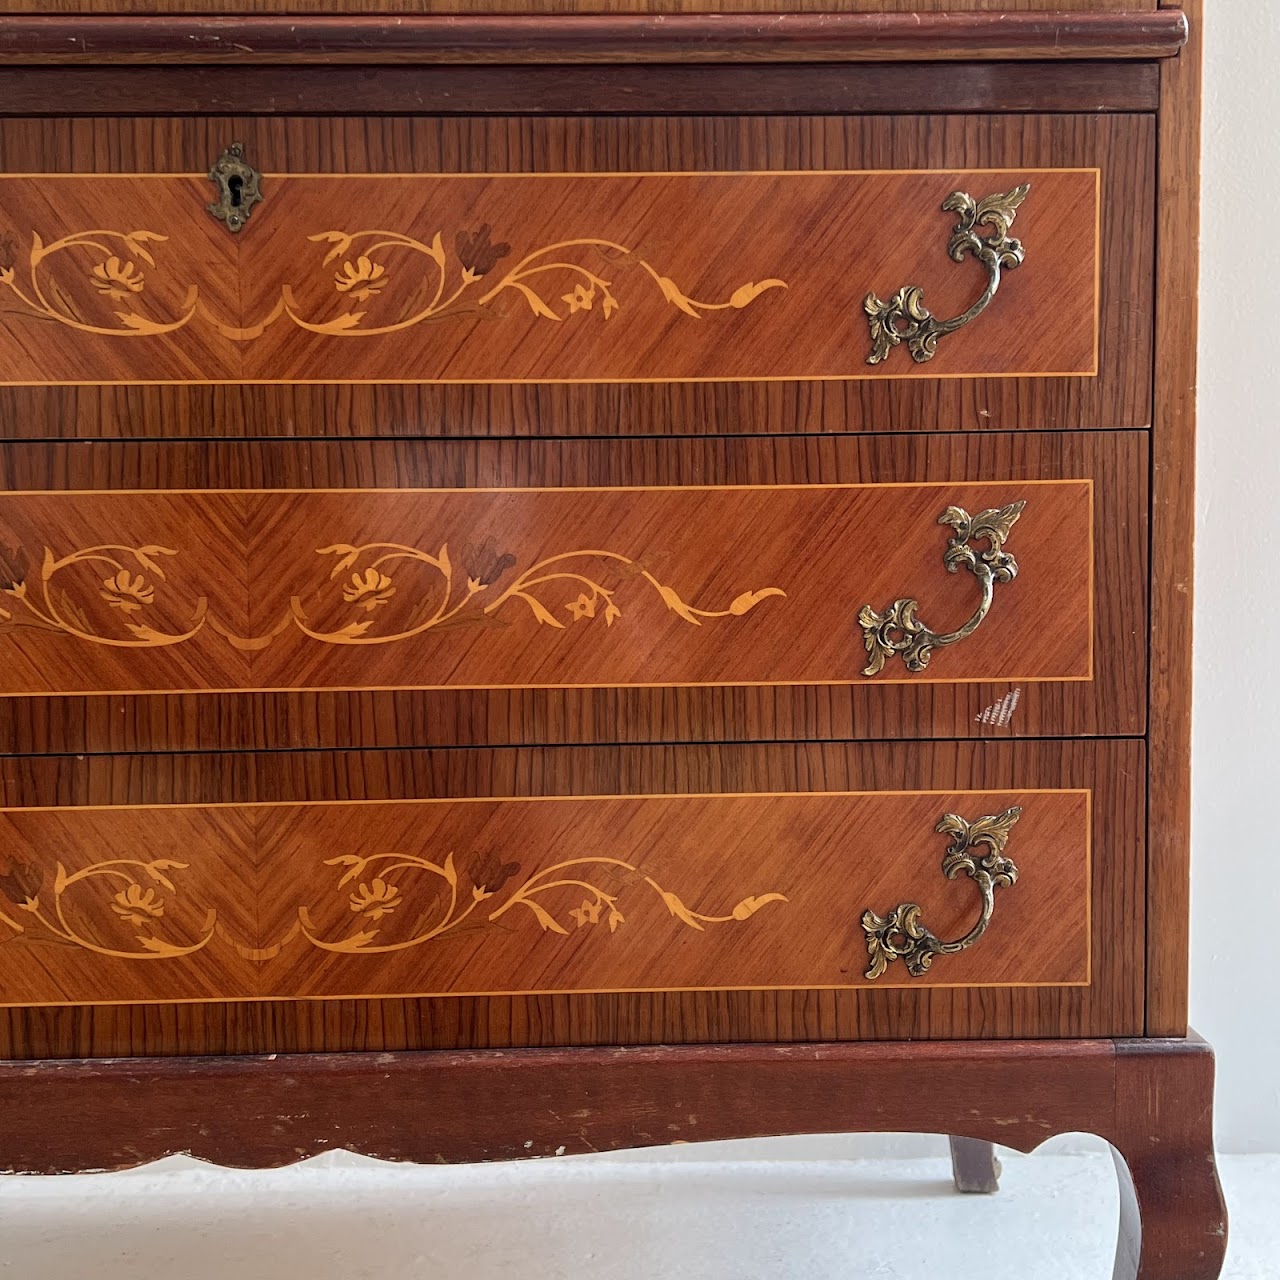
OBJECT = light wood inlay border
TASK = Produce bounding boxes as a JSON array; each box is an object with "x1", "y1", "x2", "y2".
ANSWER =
[
  {"x1": 0, "y1": 479, "x2": 1096, "y2": 696},
  {"x1": 0, "y1": 787, "x2": 1093, "y2": 1008},
  {"x1": 0, "y1": 739, "x2": 1146, "y2": 1049},
  {"x1": 0, "y1": 167, "x2": 1101, "y2": 386}
]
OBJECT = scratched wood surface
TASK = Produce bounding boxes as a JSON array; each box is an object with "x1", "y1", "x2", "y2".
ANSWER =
[
  {"x1": 0, "y1": 169, "x2": 1097, "y2": 386},
  {"x1": 0, "y1": 738, "x2": 1141, "y2": 1054},
  {"x1": 0, "y1": 787, "x2": 1089, "y2": 1007},
  {"x1": 0, "y1": 112, "x2": 1151, "y2": 437},
  {"x1": 0, "y1": 480, "x2": 1092, "y2": 696},
  {"x1": 0, "y1": 431, "x2": 1141, "y2": 748},
  {"x1": 0, "y1": 3, "x2": 1160, "y2": 14}
]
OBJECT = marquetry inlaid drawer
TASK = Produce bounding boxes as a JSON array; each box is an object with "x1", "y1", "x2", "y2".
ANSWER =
[
  {"x1": 0, "y1": 432, "x2": 1144, "y2": 751},
  {"x1": 0, "y1": 738, "x2": 1141, "y2": 1052},
  {"x1": 0, "y1": 111, "x2": 1152, "y2": 439}
]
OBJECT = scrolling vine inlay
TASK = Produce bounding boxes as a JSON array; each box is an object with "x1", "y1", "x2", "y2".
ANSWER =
[
  {"x1": 0, "y1": 791, "x2": 1091, "y2": 1006},
  {"x1": 0, "y1": 538, "x2": 784, "y2": 652},
  {"x1": 0, "y1": 846, "x2": 785, "y2": 966},
  {"x1": 0, "y1": 222, "x2": 786, "y2": 343},
  {"x1": 0, "y1": 169, "x2": 1099, "y2": 384},
  {"x1": 0, "y1": 484, "x2": 1092, "y2": 695},
  {"x1": 297, "y1": 849, "x2": 787, "y2": 957}
]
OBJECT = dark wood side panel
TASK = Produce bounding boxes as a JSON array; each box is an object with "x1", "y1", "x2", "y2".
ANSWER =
[
  {"x1": 0, "y1": 738, "x2": 1144, "y2": 1056},
  {"x1": 1146, "y1": 0, "x2": 1200, "y2": 1037},
  {"x1": 0, "y1": 431, "x2": 1145, "y2": 751},
  {"x1": 0, "y1": 113, "x2": 1153, "y2": 438},
  {"x1": 0, "y1": 62, "x2": 1162, "y2": 117},
  {"x1": 0, "y1": 13, "x2": 1184, "y2": 64}
]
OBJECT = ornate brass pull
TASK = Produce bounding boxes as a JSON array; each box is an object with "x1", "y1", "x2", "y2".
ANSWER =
[
  {"x1": 207, "y1": 143, "x2": 263, "y2": 234},
  {"x1": 858, "y1": 500, "x2": 1025, "y2": 677},
  {"x1": 864, "y1": 183, "x2": 1029, "y2": 366},
  {"x1": 861, "y1": 806, "x2": 1021, "y2": 980}
]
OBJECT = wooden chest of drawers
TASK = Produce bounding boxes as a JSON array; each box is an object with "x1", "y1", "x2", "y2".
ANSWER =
[{"x1": 0, "y1": 3, "x2": 1223, "y2": 1275}]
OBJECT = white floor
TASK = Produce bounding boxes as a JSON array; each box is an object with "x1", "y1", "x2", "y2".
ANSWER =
[{"x1": 0, "y1": 1141, "x2": 1273, "y2": 1279}]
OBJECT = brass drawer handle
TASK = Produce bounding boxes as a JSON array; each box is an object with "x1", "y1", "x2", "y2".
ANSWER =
[
  {"x1": 861, "y1": 806, "x2": 1022, "y2": 980},
  {"x1": 858, "y1": 500, "x2": 1025, "y2": 677},
  {"x1": 864, "y1": 183, "x2": 1029, "y2": 366},
  {"x1": 207, "y1": 143, "x2": 264, "y2": 234}
]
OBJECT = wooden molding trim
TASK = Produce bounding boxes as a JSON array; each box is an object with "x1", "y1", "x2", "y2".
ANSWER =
[
  {"x1": 0, "y1": 12, "x2": 1190, "y2": 65},
  {"x1": 0, "y1": 61, "x2": 1162, "y2": 117},
  {"x1": 0, "y1": 1033, "x2": 1226, "y2": 1275},
  {"x1": 0, "y1": 1034, "x2": 1215, "y2": 1173}
]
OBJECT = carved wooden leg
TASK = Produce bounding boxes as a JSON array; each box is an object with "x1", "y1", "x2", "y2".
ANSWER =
[
  {"x1": 948, "y1": 1136, "x2": 1001, "y2": 1194},
  {"x1": 1107, "y1": 1039, "x2": 1227, "y2": 1280}
]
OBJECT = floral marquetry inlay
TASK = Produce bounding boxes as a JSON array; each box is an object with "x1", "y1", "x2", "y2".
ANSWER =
[
  {"x1": 0, "y1": 537, "x2": 784, "y2": 653},
  {"x1": 0, "y1": 854, "x2": 215, "y2": 961},
  {"x1": 0, "y1": 169, "x2": 1099, "y2": 384},
  {"x1": 0, "y1": 483, "x2": 1093, "y2": 695},
  {"x1": 0, "y1": 791, "x2": 1093, "y2": 1007},
  {"x1": 0, "y1": 221, "x2": 786, "y2": 344},
  {"x1": 296, "y1": 849, "x2": 788, "y2": 956}
]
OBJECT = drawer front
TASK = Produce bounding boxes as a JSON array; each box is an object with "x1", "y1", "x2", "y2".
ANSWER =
[
  {"x1": 0, "y1": 481, "x2": 1090, "y2": 695},
  {"x1": 0, "y1": 738, "x2": 1140, "y2": 1054},
  {"x1": 0, "y1": 112, "x2": 1152, "y2": 438},
  {"x1": 0, "y1": 167, "x2": 1097, "y2": 385},
  {"x1": 0, "y1": 788, "x2": 1088, "y2": 1006},
  {"x1": 0, "y1": 431, "x2": 1144, "y2": 748}
]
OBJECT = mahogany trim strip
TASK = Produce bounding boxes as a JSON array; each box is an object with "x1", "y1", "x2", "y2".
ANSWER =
[
  {"x1": 0, "y1": 12, "x2": 1190, "y2": 65},
  {"x1": 0, "y1": 61, "x2": 1162, "y2": 116},
  {"x1": 0, "y1": 1037, "x2": 1217, "y2": 1175}
]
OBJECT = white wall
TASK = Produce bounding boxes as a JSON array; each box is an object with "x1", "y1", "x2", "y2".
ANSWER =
[{"x1": 1190, "y1": 0, "x2": 1280, "y2": 1154}]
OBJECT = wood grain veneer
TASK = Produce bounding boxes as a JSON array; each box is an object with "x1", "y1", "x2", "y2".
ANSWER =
[
  {"x1": 0, "y1": 738, "x2": 1142, "y2": 1057},
  {"x1": 1145, "y1": 0, "x2": 1201, "y2": 1038},
  {"x1": 0, "y1": 480, "x2": 1092, "y2": 696},
  {"x1": 0, "y1": 168, "x2": 1098, "y2": 386},
  {"x1": 0, "y1": 787, "x2": 1090, "y2": 1006},
  {"x1": 0, "y1": 112, "x2": 1152, "y2": 438},
  {"x1": 0, "y1": 12, "x2": 1183, "y2": 64},
  {"x1": 0, "y1": 431, "x2": 1143, "y2": 751}
]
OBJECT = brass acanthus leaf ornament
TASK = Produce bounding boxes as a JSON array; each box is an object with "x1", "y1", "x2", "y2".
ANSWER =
[
  {"x1": 858, "y1": 500, "x2": 1025, "y2": 677},
  {"x1": 864, "y1": 183, "x2": 1030, "y2": 366},
  {"x1": 861, "y1": 806, "x2": 1022, "y2": 980}
]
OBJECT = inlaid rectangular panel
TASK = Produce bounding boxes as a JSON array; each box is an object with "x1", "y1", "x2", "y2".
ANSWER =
[
  {"x1": 0, "y1": 739, "x2": 1142, "y2": 1052},
  {"x1": 0, "y1": 479, "x2": 1091, "y2": 695},
  {"x1": 0, "y1": 786, "x2": 1089, "y2": 1007},
  {"x1": 0, "y1": 431, "x2": 1145, "y2": 749},
  {"x1": 0, "y1": 167, "x2": 1098, "y2": 385},
  {"x1": 0, "y1": 114, "x2": 1153, "y2": 438}
]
